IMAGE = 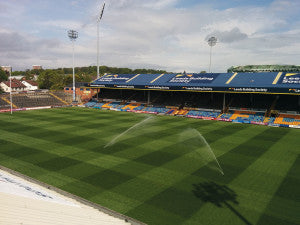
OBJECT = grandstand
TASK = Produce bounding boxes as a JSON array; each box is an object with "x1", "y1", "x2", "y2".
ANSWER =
[
  {"x1": 86, "y1": 72, "x2": 300, "y2": 128},
  {"x1": 0, "y1": 91, "x2": 73, "y2": 111}
]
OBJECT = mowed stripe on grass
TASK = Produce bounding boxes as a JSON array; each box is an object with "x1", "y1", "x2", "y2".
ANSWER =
[{"x1": 0, "y1": 108, "x2": 299, "y2": 225}]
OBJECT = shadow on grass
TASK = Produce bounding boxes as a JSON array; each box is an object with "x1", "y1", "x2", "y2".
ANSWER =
[{"x1": 192, "y1": 181, "x2": 252, "y2": 225}]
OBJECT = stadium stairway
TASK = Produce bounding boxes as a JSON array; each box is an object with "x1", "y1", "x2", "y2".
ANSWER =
[
  {"x1": 101, "y1": 101, "x2": 113, "y2": 108},
  {"x1": 216, "y1": 113, "x2": 223, "y2": 119},
  {"x1": 263, "y1": 117, "x2": 275, "y2": 123},
  {"x1": 218, "y1": 112, "x2": 233, "y2": 120},
  {"x1": 49, "y1": 92, "x2": 69, "y2": 105},
  {"x1": 263, "y1": 117, "x2": 271, "y2": 123},
  {"x1": 0, "y1": 98, "x2": 10, "y2": 110},
  {"x1": 0, "y1": 96, "x2": 17, "y2": 108}
]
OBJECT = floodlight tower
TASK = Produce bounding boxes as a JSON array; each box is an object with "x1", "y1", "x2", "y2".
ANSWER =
[
  {"x1": 9, "y1": 69, "x2": 12, "y2": 114},
  {"x1": 68, "y1": 30, "x2": 78, "y2": 102},
  {"x1": 97, "y1": 2, "x2": 106, "y2": 79},
  {"x1": 207, "y1": 36, "x2": 217, "y2": 73}
]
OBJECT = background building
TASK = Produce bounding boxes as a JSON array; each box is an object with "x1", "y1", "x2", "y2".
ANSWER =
[
  {"x1": 32, "y1": 65, "x2": 42, "y2": 70},
  {"x1": 64, "y1": 82, "x2": 99, "y2": 102},
  {"x1": 0, "y1": 79, "x2": 26, "y2": 92},
  {"x1": 1, "y1": 66, "x2": 12, "y2": 75},
  {"x1": 21, "y1": 80, "x2": 39, "y2": 91}
]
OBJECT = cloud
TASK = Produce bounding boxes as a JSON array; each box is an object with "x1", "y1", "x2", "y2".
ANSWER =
[
  {"x1": 0, "y1": 30, "x2": 61, "y2": 53},
  {"x1": 1, "y1": 0, "x2": 300, "y2": 72},
  {"x1": 0, "y1": 28, "x2": 65, "y2": 70},
  {"x1": 0, "y1": 2, "x2": 8, "y2": 13},
  {"x1": 206, "y1": 28, "x2": 248, "y2": 43},
  {"x1": 39, "y1": 20, "x2": 83, "y2": 31},
  {"x1": 143, "y1": 0, "x2": 179, "y2": 9}
]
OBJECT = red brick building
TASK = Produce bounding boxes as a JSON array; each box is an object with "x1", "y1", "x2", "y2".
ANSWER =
[
  {"x1": 64, "y1": 82, "x2": 99, "y2": 102},
  {"x1": 32, "y1": 65, "x2": 42, "y2": 70}
]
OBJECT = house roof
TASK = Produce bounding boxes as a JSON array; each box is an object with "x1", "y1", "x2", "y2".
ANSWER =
[
  {"x1": 2, "y1": 79, "x2": 26, "y2": 88},
  {"x1": 23, "y1": 80, "x2": 38, "y2": 86}
]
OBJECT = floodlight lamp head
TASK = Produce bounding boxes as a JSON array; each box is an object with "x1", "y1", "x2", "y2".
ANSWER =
[
  {"x1": 68, "y1": 30, "x2": 78, "y2": 41},
  {"x1": 208, "y1": 36, "x2": 217, "y2": 47}
]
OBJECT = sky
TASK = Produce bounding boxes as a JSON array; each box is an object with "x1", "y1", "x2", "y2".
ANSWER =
[{"x1": 0, "y1": 0, "x2": 300, "y2": 72}]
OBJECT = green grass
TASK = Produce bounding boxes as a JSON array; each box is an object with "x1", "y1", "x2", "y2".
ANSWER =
[{"x1": 0, "y1": 107, "x2": 299, "y2": 225}]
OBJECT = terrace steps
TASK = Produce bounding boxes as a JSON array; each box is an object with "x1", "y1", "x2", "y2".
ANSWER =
[
  {"x1": 49, "y1": 92, "x2": 69, "y2": 105},
  {"x1": 1, "y1": 96, "x2": 17, "y2": 108}
]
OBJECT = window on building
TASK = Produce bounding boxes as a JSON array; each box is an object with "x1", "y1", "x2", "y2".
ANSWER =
[
  {"x1": 86, "y1": 88, "x2": 90, "y2": 91},
  {"x1": 80, "y1": 88, "x2": 83, "y2": 91},
  {"x1": 66, "y1": 88, "x2": 69, "y2": 90}
]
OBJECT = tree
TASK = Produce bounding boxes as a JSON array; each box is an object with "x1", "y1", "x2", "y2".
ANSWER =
[
  {"x1": 0, "y1": 70, "x2": 8, "y2": 82},
  {"x1": 64, "y1": 74, "x2": 73, "y2": 86},
  {"x1": 38, "y1": 70, "x2": 56, "y2": 89},
  {"x1": 50, "y1": 72, "x2": 65, "y2": 90},
  {"x1": 77, "y1": 73, "x2": 93, "y2": 82},
  {"x1": 11, "y1": 71, "x2": 23, "y2": 76},
  {"x1": 31, "y1": 69, "x2": 43, "y2": 75},
  {"x1": 25, "y1": 71, "x2": 34, "y2": 80}
]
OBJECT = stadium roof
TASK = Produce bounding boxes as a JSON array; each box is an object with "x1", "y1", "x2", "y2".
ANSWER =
[
  {"x1": 90, "y1": 72, "x2": 300, "y2": 95},
  {"x1": 66, "y1": 82, "x2": 90, "y2": 88}
]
